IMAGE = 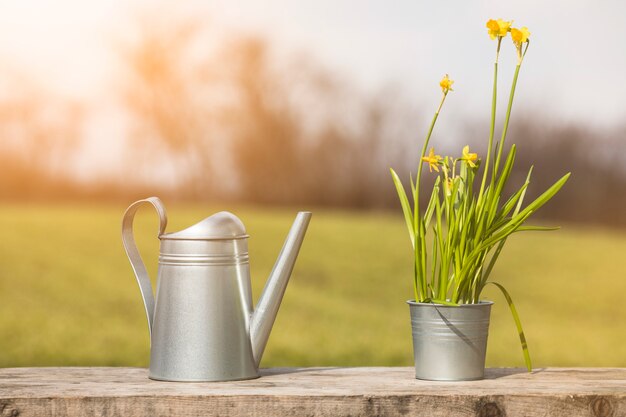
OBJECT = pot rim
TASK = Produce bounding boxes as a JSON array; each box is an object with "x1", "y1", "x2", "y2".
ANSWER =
[{"x1": 406, "y1": 299, "x2": 494, "y2": 307}]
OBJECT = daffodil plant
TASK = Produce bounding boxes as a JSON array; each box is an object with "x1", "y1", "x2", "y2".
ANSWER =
[{"x1": 390, "y1": 19, "x2": 570, "y2": 371}]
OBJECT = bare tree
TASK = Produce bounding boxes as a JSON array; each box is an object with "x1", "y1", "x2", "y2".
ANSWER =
[{"x1": 119, "y1": 19, "x2": 222, "y2": 199}]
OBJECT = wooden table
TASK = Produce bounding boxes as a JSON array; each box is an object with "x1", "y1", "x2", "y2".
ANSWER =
[{"x1": 1, "y1": 367, "x2": 625, "y2": 416}]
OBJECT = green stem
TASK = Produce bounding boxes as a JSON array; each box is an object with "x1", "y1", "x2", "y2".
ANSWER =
[
  {"x1": 477, "y1": 38, "x2": 501, "y2": 205},
  {"x1": 413, "y1": 92, "x2": 447, "y2": 301},
  {"x1": 478, "y1": 61, "x2": 498, "y2": 204},
  {"x1": 493, "y1": 64, "x2": 521, "y2": 178},
  {"x1": 415, "y1": 93, "x2": 447, "y2": 228}
]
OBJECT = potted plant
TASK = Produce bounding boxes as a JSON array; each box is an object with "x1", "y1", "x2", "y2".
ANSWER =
[{"x1": 390, "y1": 19, "x2": 570, "y2": 381}]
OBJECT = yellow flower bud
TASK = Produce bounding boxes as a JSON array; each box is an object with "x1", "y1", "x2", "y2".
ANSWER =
[
  {"x1": 440, "y1": 74, "x2": 454, "y2": 94},
  {"x1": 461, "y1": 145, "x2": 478, "y2": 168}
]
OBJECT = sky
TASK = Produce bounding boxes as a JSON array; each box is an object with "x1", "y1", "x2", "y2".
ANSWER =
[{"x1": 0, "y1": 0, "x2": 624, "y2": 177}]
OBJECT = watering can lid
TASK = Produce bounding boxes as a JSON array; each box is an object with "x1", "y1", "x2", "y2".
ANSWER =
[{"x1": 161, "y1": 211, "x2": 248, "y2": 240}]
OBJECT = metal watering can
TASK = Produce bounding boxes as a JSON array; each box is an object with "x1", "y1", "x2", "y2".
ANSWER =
[{"x1": 122, "y1": 197, "x2": 312, "y2": 382}]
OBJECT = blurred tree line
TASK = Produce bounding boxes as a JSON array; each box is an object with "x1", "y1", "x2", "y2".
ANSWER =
[
  {"x1": 0, "y1": 80, "x2": 83, "y2": 199},
  {"x1": 1, "y1": 19, "x2": 625, "y2": 226},
  {"x1": 119, "y1": 20, "x2": 414, "y2": 207}
]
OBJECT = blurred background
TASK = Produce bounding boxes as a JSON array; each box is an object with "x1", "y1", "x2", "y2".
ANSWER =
[{"x1": 1, "y1": 0, "x2": 625, "y2": 368}]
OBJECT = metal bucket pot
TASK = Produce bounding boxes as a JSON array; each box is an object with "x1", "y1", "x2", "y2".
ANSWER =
[{"x1": 407, "y1": 300, "x2": 493, "y2": 381}]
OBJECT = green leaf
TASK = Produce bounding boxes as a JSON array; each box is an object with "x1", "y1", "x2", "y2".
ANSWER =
[
  {"x1": 515, "y1": 225, "x2": 561, "y2": 232},
  {"x1": 487, "y1": 282, "x2": 532, "y2": 372},
  {"x1": 499, "y1": 185, "x2": 528, "y2": 219},
  {"x1": 419, "y1": 220, "x2": 428, "y2": 297},
  {"x1": 480, "y1": 240, "x2": 506, "y2": 288},
  {"x1": 513, "y1": 166, "x2": 533, "y2": 216},
  {"x1": 490, "y1": 145, "x2": 517, "y2": 222},
  {"x1": 424, "y1": 177, "x2": 441, "y2": 230},
  {"x1": 431, "y1": 230, "x2": 438, "y2": 291},
  {"x1": 481, "y1": 211, "x2": 532, "y2": 249},
  {"x1": 434, "y1": 193, "x2": 445, "y2": 297},
  {"x1": 512, "y1": 173, "x2": 571, "y2": 223},
  {"x1": 390, "y1": 169, "x2": 415, "y2": 247},
  {"x1": 498, "y1": 166, "x2": 532, "y2": 220}
]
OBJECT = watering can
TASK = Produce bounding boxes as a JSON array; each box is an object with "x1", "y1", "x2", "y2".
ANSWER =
[{"x1": 122, "y1": 197, "x2": 312, "y2": 382}]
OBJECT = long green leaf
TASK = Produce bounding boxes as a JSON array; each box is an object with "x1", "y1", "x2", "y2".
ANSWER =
[
  {"x1": 493, "y1": 145, "x2": 517, "y2": 208},
  {"x1": 481, "y1": 211, "x2": 533, "y2": 249},
  {"x1": 487, "y1": 282, "x2": 532, "y2": 372},
  {"x1": 390, "y1": 169, "x2": 415, "y2": 247},
  {"x1": 484, "y1": 146, "x2": 515, "y2": 228},
  {"x1": 515, "y1": 225, "x2": 561, "y2": 232},
  {"x1": 497, "y1": 166, "x2": 533, "y2": 221},
  {"x1": 513, "y1": 166, "x2": 533, "y2": 216},
  {"x1": 485, "y1": 166, "x2": 544, "y2": 243},
  {"x1": 424, "y1": 177, "x2": 441, "y2": 230},
  {"x1": 458, "y1": 197, "x2": 476, "y2": 260},
  {"x1": 480, "y1": 240, "x2": 506, "y2": 289},
  {"x1": 499, "y1": 184, "x2": 528, "y2": 219},
  {"x1": 419, "y1": 220, "x2": 428, "y2": 297},
  {"x1": 512, "y1": 173, "x2": 571, "y2": 223},
  {"x1": 430, "y1": 228, "x2": 438, "y2": 288},
  {"x1": 434, "y1": 194, "x2": 445, "y2": 299},
  {"x1": 480, "y1": 166, "x2": 537, "y2": 288}
]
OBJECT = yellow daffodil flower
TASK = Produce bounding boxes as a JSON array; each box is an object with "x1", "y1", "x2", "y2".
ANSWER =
[
  {"x1": 511, "y1": 26, "x2": 531, "y2": 62},
  {"x1": 422, "y1": 148, "x2": 443, "y2": 172},
  {"x1": 461, "y1": 145, "x2": 478, "y2": 167},
  {"x1": 511, "y1": 27, "x2": 530, "y2": 45},
  {"x1": 486, "y1": 18, "x2": 512, "y2": 40},
  {"x1": 440, "y1": 74, "x2": 454, "y2": 94}
]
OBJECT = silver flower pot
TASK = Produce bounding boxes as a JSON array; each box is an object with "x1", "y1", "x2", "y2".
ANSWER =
[{"x1": 407, "y1": 300, "x2": 493, "y2": 381}]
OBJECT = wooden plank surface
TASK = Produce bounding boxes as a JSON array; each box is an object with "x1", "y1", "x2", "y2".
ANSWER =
[{"x1": 0, "y1": 367, "x2": 625, "y2": 417}]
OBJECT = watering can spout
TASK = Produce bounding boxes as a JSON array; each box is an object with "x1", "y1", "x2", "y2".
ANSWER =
[{"x1": 250, "y1": 211, "x2": 312, "y2": 366}]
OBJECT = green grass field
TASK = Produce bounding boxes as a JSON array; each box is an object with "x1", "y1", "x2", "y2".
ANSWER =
[{"x1": 1, "y1": 202, "x2": 624, "y2": 368}]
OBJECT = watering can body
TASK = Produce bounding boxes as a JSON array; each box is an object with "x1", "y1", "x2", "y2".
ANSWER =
[{"x1": 122, "y1": 197, "x2": 311, "y2": 382}]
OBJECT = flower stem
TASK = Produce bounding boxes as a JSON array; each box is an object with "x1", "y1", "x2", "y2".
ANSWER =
[
  {"x1": 414, "y1": 92, "x2": 447, "y2": 301},
  {"x1": 493, "y1": 64, "x2": 521, "y2": 178},
  {"x1": 478, "y1": 59, "x2": 498, "y2": 203},
  {"x1": 416, "y1": 93, "x2": 447, "y2": 218}
]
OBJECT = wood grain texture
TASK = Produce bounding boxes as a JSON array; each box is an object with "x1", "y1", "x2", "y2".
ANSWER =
[{"x1": 1, "y1": 367, "x2": 625, "y2": 416}]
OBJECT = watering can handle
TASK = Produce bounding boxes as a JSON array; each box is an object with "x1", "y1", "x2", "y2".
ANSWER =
[{"x1": 121, "y1": 197, "x2": 168, "y2": 340}]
